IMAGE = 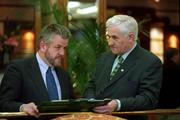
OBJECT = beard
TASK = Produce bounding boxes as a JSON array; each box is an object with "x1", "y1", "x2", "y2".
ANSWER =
[{"x1": 45, "y1": 50, "x2": 62, "y2": 67}]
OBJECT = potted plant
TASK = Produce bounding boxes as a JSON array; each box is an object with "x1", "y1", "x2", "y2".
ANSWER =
[{"x1": 67, "y1": 20, "x2": 108, "y2": 96}]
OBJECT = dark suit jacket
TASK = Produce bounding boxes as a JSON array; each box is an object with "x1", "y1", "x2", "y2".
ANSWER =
[
  {"x1": 84, "y1": 45, "x2": 162, "y2": 111},
  {"x1": 0, "y1": 56, "x2": 74, "y2": 112}
]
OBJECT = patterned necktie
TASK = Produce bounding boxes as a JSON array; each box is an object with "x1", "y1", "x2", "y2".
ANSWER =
[
  {"x1": 110, "y1": 56, "x2": 124, "y2": 80},
  {"x1": 46, "y1": 67, "x2": 59, "y2": 100}
]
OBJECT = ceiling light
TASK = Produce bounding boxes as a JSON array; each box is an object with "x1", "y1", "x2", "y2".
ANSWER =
[
  {"x1": 68, "y1": 1, "x2": 81, "y2": 9},
  {"x1": 154, "y1": 0, "x2": 160, "y2": 2},
  {"x1": 76, "y1": 6, "x2": 97, "y2": 14}
]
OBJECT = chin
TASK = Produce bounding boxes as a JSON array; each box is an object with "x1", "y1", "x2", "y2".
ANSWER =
[
  {"x1": 111, "y1": 49, "x2": 117, "y2": 53},
  {"x1": 54, "y1": 63, "x2": 61, "y2": 67},
  {"x1": 54, "y1": 61, "x2": 62, "y2": 67},
  {"x1": 111, "y1": 51, "x2": 118, "y2": 54}
]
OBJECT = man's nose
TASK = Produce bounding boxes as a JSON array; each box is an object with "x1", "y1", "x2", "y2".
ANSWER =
[
  {"x1": 59, "y1": 48, "x2": 65, "y2": 56},
  {"x1": 108, "y1": 39, "x2": 113, "y2": 46}
]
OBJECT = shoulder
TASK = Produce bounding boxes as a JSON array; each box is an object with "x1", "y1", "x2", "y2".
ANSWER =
[
  {"x1": 138, "y1": 46, "x2": 162, "y2": 63},
  {"x1": 98, "y1": 51, "x2": 114, "y2": 60},
  {"x1": 6, "y1": 56, "x2": 36, "y2": 70},
  {"x1": 2, "y1": 56, "x2": 36, "y2": 81}
]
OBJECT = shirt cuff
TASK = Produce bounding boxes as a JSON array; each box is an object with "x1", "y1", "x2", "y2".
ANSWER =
[
  {"x1": 19, "y1": 104, "x2": 25, "y2": 112},
  {"x1": 115, "y1": 99, "x2": 121, "y2": 111}
]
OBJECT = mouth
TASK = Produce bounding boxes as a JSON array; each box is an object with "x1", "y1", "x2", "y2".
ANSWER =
[
  {"x1": 54, "y1": 56, "x2": 62, "y2": 62},
  {"x1": 110, "y1": 47, "x2": 116, "y2": 50}
]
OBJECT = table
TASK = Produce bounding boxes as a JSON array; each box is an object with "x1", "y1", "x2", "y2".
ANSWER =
[{"x1": 0, "y1": 109, "x2": 180, "y2": 120}]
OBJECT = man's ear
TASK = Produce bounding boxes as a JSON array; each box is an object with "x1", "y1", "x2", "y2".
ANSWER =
[
  {"x1": 39, "y1": 41, "x2": 47, "y2": 52},
  {"x1": 128, "y1": 32, "x2": 135, "y2": 42}
]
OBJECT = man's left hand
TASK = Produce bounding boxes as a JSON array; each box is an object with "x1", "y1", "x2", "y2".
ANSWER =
[{"x1": 93, "y1": 100, "x2": 117, "y2": 114}]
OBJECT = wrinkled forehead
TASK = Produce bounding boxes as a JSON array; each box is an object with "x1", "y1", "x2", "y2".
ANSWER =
[{"x1": 106, "y1": 25, "x2": 126, "y2": 35}]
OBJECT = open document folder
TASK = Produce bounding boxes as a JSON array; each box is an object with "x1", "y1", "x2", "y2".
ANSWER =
[{"x1": 38, "y1": 98, "x2": 111, "y2": 112}]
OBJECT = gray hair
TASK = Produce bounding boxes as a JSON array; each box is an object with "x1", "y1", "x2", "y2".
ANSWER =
[
  {"x1": 37, "y1": 23, "x2": 71, "y2": 48},
  {"x1": 106, "y1": 15, "x2": 138, "y2": 40}
]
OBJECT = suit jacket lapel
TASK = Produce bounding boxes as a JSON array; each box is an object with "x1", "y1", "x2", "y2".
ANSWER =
[
  {"x1": 108, "y1": 45, "x2": 140, "y2": 85},
  {"x1": 103, "y1": 54, "x2": 116, "y2": 81},
  {"x1": 29, "y1": 56, "x2": 49, "y2": 100},
  {"x1": 96, "y1": 53, "x2": 116, "y2": 94}
]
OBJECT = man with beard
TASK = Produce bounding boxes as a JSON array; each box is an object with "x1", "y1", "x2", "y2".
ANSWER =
[{"x1": 0, "y1": 23, "x2": 74, "y2": 118}]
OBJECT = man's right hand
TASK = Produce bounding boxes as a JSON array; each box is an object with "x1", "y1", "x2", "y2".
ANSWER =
[{"x1": 20, "y1": 102, "x2": 39, "y2": 118}]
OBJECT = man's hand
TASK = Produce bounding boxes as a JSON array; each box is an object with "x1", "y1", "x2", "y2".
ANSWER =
[
  {"x1": 20, "y1": 102, "x2": 39, "y2": 118},
  {"x1": 93, "y1": 100, "x2": 117, "y2": 114}
]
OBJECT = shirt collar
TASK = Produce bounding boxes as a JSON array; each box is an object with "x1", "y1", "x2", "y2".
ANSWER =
[
  {"x1": 118, "y1": 42, "x2": 137, "y2": 60},
  {"x1": 36, "y1": 52, "x2": 49, "y2": 71}
]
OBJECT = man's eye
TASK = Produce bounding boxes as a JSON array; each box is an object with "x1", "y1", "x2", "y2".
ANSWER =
[
  {"x1": 111, "y1": 36, "x2": 118, "y2": 40},
  {"x1": 55, "y1": 46, "x2": 61, "y2": 49},
  {"x1": 106, "y1": 35, "x2": 119, "y2": 40}
]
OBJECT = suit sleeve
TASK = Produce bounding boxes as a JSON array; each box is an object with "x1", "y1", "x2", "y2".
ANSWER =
[
  {"x1": 0, "y1": 62, "x2": 23, "y2": 112},
  {"x1": 83, "y1": 52, "x2": 112, "y2": 99},
  {"x1": 83, "y1": 55, "x2": 104, "y2": 98},
  {"x1": 83, "y1": 71, "x2": 96, "y2": 98}
]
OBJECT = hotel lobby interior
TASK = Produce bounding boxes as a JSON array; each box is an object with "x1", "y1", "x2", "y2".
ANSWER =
[{"x1": 0, "y1": 0, "x2": 179, "y2": 119}]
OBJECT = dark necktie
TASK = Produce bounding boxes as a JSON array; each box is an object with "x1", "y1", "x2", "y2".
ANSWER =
[
  {"x1": 46, "y1": 67, "x2": 59, "y2": 100},
  {"x1": 110, "y1": 56, "x2": 124, "y2": 80}
]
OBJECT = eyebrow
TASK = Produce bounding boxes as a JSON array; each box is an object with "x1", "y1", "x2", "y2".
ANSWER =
[{"x1": 106, "y1": 34, "x2": 119, "y2": 39}]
